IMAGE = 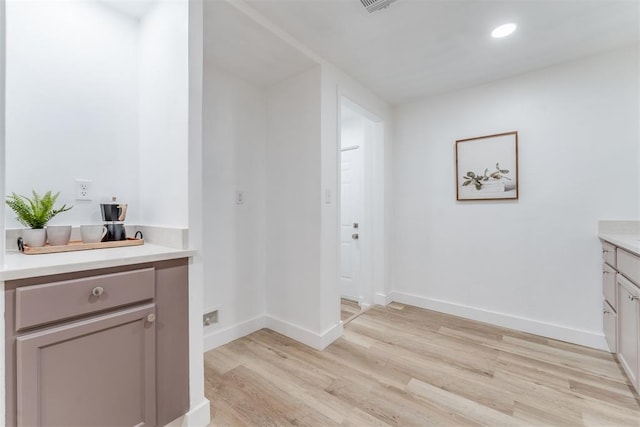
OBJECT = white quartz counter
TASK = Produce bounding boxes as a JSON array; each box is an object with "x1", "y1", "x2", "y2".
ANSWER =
[
  {"x1": 599, "y1": 233, "x2": 640, "y2": 257},
  {"x1": 0, "y1": 244, "x2": 195, "y2": 281},
  {"x1": 599, "y1": 220, "x2": 640, "y2": 257}
]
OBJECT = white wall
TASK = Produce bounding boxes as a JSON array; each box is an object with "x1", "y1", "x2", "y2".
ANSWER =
[
  {"x1": 391, "y1": 46, "x2": 640, "y2": 348},
  {"x1": 5, "y1": 1, "x2": 140, "y2": 226},
  {"x1": 0, "y1": 0, "x2": 5, "y2": 264},
  {"x1": 186, "y1": 1, "x2": 211, "y2": 423},
  {"x1": 266, "y1": 67, "x2": 323, "y2": 337},
  {"x1": 202, "y1": 66, "x2": 267, "y2": 346},
  {"x1": 138, "y1": 0, "x2": 189, "y2": 228},
  {"x1": 0, "y1": 2, "x2": 6, "y2": 421}
]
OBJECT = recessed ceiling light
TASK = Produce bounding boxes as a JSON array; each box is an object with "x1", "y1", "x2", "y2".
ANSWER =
[{"x1": 491, "y1": 23, "x2": 517, "y2": 39}]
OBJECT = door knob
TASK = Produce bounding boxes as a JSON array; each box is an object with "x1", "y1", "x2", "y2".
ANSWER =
[
  {"x1": 146, "y1": 313, "x2": 156, "y2": 323},
  {"x1": 352, "y1": 233, "x2": 359, "y2": 240}
]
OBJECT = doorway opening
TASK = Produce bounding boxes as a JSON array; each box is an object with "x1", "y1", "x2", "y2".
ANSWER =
[{"x1": 339, "y1": 96, "x2": 383, "y2": 323}]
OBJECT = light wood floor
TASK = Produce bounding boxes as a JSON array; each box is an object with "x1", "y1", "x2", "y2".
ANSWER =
[
  {"x1": 204, "y1": 303, "x2": 640, "y2": 426},
  {"x1": 340, "y1": 298, "x2": 361, "y2": 323}
]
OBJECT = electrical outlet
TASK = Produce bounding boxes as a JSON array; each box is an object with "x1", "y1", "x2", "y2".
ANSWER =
[
  {"x1": 203, "y1": 310, "x2": 218, "y2": 326},
  {"x1": 75, "y1": 179, "x2": 92, "y2": 201}
]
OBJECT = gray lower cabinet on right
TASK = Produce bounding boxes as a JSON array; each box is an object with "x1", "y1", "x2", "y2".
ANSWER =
[
  {"x1": 617, "y1": 273, "x2": 640, "y2": 388},
  {"x1": 601, "y1": 240, "x2": 640, "y2": 394}
]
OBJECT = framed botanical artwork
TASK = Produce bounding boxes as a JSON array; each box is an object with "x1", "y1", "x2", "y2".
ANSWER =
[{"x1": 455, "y1": 131, "x2": 519, "y2": 201}]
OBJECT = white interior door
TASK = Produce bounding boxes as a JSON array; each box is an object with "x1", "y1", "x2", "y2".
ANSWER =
[{"x1": 340, "y1": 146, "x2": 363, "y2": 300}]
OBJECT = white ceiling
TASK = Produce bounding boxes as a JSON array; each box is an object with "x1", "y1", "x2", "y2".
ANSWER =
[
  {"x1": 204, "y1": 1, "x2": 317, "y2": 87},
  {"x1": 244, "y1": 0, "x2": 640, "y2": 105}
]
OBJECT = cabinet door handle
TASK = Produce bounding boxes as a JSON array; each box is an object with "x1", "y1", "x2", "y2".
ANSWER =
[
  {"x1": 603, "y1": 309, "x2": 611, "y2": 314},
  {"x1": 91, "y1": 286, "x2": 104, "y2": 297},
  {"x1": 602, "y1": 249, "x2": 611, "y2": 253},
  {"x1": 603, "y1": 271, "x2": 610, "y2": 275},
  {"x1": 631, "y1": 295, "x2": 639, "y2": 302}
]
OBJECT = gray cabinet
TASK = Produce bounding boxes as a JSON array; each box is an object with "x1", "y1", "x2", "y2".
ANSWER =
[
  {"x1": 617, "y1": 273, "x2": 639, "y2": 389},
  {"x1": 17, "y1": 304, "x2": 156, "y2": 426},
  {"x1": 600, "y1": 240, "x2": 640, "y2": 394},
  {"x1": 601, "y1": 242, "x2": 618, "y2": 352},
  {"x1": 5, "y1": 259, "x2": 190, "y2": 427}
]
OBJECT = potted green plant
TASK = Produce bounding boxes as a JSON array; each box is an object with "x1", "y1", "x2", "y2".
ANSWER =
[{"x1": 5, "y1": 190, "x2": 72, "y2": 247}]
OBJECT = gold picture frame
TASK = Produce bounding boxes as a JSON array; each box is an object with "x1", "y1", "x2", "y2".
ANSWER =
[{"x1": 456, "y1": 131, "x2": 519, "y2": 201}]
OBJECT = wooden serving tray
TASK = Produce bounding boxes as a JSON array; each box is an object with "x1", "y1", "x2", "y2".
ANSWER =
[{"x1": 20, "y1": 238, "x2": 144, "y2": 255}]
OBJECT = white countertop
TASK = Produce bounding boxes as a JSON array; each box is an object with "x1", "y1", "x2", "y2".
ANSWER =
[
  {"x1": 599, "y1": 232, "x2": 640, "y2": 257},
  {"x1": 1, "y1": 244, "x2": 195, "y2": 281}
]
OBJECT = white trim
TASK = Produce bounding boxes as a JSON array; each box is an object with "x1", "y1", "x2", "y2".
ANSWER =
[
  {"x1": 373, "y1": 292, "x2": 390, "y2": 306},
  {"x1": 319, "y1": 322, "x2": 344, "y2": 350},
  {"x1": 359, "y1": 301, "x2": 372, "y2": 310},
  {"x1": 204, "y1": 315, "x2": 343, "y2": 352},
  {"x1": 265, "y1": 315, "x2": 343, "y2": 350},
  {"x1": 203, "y1": 315, "x2": 266, "y2": 352},
  {"x1": 388, "y1": 291, "x2": 609, "y2": 350},
  {"x1": 341, "y1": 144, "x2": 360, "y2": 152},
  {"x1": 164, "y1": 398, "x2": 211, "y2": 427}
]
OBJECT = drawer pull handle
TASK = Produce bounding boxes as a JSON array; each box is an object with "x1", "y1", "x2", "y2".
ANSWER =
[
  {"x1": 603, "y1": 271, "x2": 610, "y2": 275},
  {"x1": 146, "y1": 313, "x2": 156, "y2": 323},
  {"x1": 631, "y1": 295, "x2": 639, "y2": 302},
  {"x1": 604, "y1": 309, "x2": 611, "y2": 314},
  {"x1": 602, "y1": 249, "x2": 611, "y2": 253},
  {"x1": 91, "y1": 286, "x2": 104, "y2": 297}
]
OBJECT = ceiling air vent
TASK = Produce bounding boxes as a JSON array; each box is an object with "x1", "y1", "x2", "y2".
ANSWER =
[{"x1": 360, "y1": 0, "x2": 398, "y2": 13}]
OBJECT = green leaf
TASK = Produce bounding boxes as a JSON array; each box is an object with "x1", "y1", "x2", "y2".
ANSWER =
[
  {"x1": 462, "y1": 181, "x2": 471, "y2": 186},
  {"x1": 475, "y1": 183, "x2": 482, "y2": 190},
  {"x1": 467, "y1": 171, "x2": 476, "y2": 178},
  {"x1": 500, "y1": 169, "x2": 509, "y2": 174},
  {"x1": 5, "y1": 190, "x2": 72, "y2": 228}
]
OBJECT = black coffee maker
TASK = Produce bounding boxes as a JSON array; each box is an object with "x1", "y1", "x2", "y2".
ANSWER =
[{"x1": 100, "y1": 197, "x2": 128, "y2": 241}]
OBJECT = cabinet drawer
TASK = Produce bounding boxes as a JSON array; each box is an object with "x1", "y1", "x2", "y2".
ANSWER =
[
  {"x1": 15, "y1": 268, "x2": 154, "y2": 331},
  {"x1": 602, "y1": 241, "x2": 616, "y2": 268},
  {"x1": 603, "y1": 300, "x2": 617, "y2": 353},
  {"x1": 603, "y1": 263, "x2": 617, "y2": 310},
  {"x1": 618, "y1": 249, "x2": 640, "y2": 286}
]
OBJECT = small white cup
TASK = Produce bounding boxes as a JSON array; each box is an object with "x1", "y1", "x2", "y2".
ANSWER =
[
  {"x1": 81, "y1": 225, "x2": 108, "y2": 243},
  {"x1": 47, "y1": 225, "x2": 72, "y2": 246}
]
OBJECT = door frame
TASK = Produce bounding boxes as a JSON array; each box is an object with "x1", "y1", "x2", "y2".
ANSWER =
[{"x1": 337, "y1": 94, "x2": 385, "y2": 309}]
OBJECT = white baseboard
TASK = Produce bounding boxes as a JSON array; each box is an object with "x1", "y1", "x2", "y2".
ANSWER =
[
  {"x1": 319, "y1": 322, "x2": 344, "y2": 350},
  {"x1": 164, "y1": 398, "x2": 210, "y2": 427},
  {"x1": 373, "y1": 292, "x2": 390, "y2": 306},
  {"x1": 265, "y1": 315, "x2": 343, "y2": 350},
  {"x1": 203, "y1": 314, "x2": 343, "y2": 352},
  {"x1": 203, "y1": 315, "x2": 266, "y2": 352},
  {"x1": 388, "y1": 291, "x2": 608, "y2": 351}
]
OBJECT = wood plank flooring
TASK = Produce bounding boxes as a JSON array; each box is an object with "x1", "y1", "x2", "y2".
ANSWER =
[
  {"x1": 340, "y1": 298, "x2": 361, "y2": 323},
  {"x1": 204, "y1": 303, "x2": 640, "y2": 426}
]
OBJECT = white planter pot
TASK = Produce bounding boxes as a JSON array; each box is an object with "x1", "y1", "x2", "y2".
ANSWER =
[
  {"x1": 22, "y1": 228, "x2": 47, "y2": 247},
  {"x1": 47, "y1": 225, "x2": 72, "y2": 246}
]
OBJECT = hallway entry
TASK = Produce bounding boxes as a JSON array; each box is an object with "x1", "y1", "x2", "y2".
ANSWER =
[{"x1": 339, "y1": 97, "x2": 381, "y2": 309}]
